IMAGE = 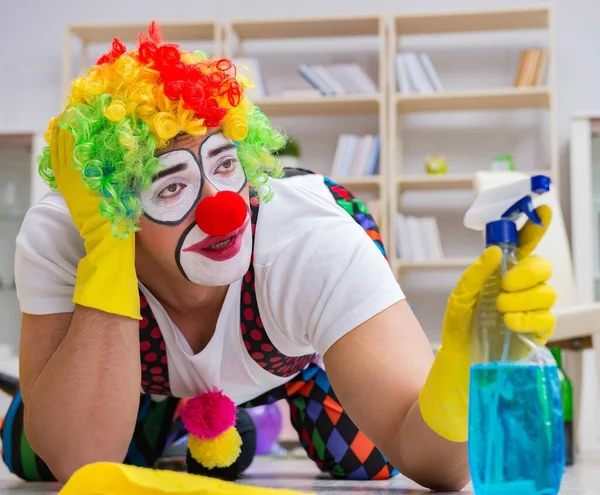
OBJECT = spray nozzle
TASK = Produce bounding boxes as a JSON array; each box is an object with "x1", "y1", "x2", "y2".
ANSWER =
[
  {"x1": 464, "y1": 174, "x2": 551, "y2": 233},
  {"x1": 502, "y1": 196, "x2": 542, "y2": 226}
]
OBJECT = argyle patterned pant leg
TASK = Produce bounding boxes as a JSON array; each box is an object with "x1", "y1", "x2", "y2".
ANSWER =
[{"x1": 283, "y1": 364, "x2": 399, "y2": 480}]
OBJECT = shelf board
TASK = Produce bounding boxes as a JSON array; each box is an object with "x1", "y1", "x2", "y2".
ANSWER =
[
  {"x1": 396, "y1": 87, "x2": 551, "y2": 113},
  {"x1": 69, "y1": 22, "x2": 217, "y2": 44},
  {"x1": 397, "y1": 174, "x2": 474, "y2": 191},
  {"x1": 395, "y1": 6, "x2": 550, "y2": 35},
  {"x1": 229, "y1": 15, "x2": 381, "y2": 41},
  {"x1": 253, "y1": 95, "x2": 380, "y2": 116},
  {"x1": 396, "y1": 170, "x2": 552, "y2": 192},
  {"x1": 394, "y1": 258, "x2": 475, "y2": 270},
  {"x1": 333, "y1": 176, "x2": 381, "y2": 188}
]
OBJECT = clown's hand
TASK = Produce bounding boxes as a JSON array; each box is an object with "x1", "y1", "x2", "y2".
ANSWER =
[
  {"x1": 50, "y1": 125, "x2": 141, "y2": 320},
  {"x1": 418, "y1": 205, "x2": 555, "y2": 443}
]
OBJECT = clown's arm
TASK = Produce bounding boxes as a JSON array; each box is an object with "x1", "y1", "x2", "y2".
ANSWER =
[
  {"x1": 266, "y1": 206, "x2": 554, "y2": 491},
  {"x1": 323, "y1": 299, "x2": 469, "y2": 490},
  {"x1": 20, "y1": 307, "x2": 140, "y2": 482},
  {"x1": 15, "y1": 126, "x2": 144, "y2": 482}
]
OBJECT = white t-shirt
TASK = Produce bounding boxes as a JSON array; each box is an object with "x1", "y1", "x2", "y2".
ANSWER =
[{"x1": 15, "y1": 173, "x2": 405, "y2": 405}]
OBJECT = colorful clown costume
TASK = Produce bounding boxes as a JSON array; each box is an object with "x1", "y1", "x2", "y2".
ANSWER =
[{"x1": 3, "y1": 168, "x2": 402, "y2": 481}]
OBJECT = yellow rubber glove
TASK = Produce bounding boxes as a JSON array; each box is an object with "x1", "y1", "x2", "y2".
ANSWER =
[
  {"x1": 58, "y1": 462, "x2": 315, "y2": 495},
  {"x1": 50, "y1": 125, "x2": 141, "y2": 319},
  {"x1": 419, "y1": 205, "x2": 556, "y2": 443}
]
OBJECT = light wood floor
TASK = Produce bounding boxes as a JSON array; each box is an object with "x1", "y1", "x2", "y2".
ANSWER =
[{"x1": 0, "y1": 456, "x2": 597, "y2": 494}]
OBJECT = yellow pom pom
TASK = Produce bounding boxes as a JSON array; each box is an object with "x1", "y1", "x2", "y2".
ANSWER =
[{"x1": 188, "y1": 426, "x2": 242, "y2": 469}]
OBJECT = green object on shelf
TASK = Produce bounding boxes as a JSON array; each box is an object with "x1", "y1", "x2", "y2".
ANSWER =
[
  {"x1": 550, "y1": 346, "x2": 574, "y2": 466},
  {"x1": 491, "y1": 154, "x2": 516, "y2": 171},
  {"x1": 425, "y1": 155, "x2": 447, "y2": 175}
]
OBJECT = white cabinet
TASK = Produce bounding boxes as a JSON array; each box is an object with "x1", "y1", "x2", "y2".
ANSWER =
[
  {"x1": 569, "y1": 115, "x2": 600, "y2": 455},
  {"x1": 570, "y1": 115, "x2": 600, "y2": 304}
]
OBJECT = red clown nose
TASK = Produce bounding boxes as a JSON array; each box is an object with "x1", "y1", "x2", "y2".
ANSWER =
[{"x1": 195, "y1": 191, "x2": 248, "y2": 237}]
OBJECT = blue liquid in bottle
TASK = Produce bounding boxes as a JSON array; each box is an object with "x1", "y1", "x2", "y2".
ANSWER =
[
  {"x1": 469, "y1": 363, "x2": 565, "y2": 495},
  {"x1": 468, "y1": 219, "x2": 565, "y2": 495}
]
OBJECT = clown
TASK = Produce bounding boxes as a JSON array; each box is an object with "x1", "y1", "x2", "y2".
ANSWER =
[{"x1": 2, "y1": 21, "x2": 557, "y2": 491}]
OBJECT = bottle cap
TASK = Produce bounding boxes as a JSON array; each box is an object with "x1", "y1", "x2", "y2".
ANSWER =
[
  {"x1": 485, "y1": 219, "x2": 517, "y2": 246},
  {"x1": 531, "y1": 174, "x2": 551, "y2": 194}
]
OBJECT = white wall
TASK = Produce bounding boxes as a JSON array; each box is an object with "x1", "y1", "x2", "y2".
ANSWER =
[{"x1": 1, "y1": 1, "x2": 600, "y2": 344}]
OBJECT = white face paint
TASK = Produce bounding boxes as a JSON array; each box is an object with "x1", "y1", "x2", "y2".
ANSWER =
[
  {"x1": 141, "y1": 132, "x2": 252, "y2": 286},
  {"x1": 141, "y1": 149, "x2": 202, "y2": 225},
  {"x1": 177, "y1": 220, "x2": 253, "y2": 286}
]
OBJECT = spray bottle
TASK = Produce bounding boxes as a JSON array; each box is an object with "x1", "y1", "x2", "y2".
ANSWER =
[{"x1": 463, "y1": 174, "x2": 565, "y2": 495}]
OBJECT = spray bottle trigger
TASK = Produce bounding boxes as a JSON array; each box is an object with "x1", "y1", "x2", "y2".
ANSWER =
[{"x1": 502, "y1": 196, "x2": 543, "y2": 226}]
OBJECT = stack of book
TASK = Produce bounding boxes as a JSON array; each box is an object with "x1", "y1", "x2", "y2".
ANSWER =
[
  {"x1": 513, "y1": 48, "x2": 548, "y2": 87},
  {"x1": 330, "y1": 134, "x2": 380, "y2": 177},
  {"x1": 395, "y1": 52, "x2": 443, "y2": 94},
  {"x1": 298, "y1": 63, "x2": 378, "y2": 96},
  {"x1": 395, "y1": 213, "x2": 444, "y2": 260}
]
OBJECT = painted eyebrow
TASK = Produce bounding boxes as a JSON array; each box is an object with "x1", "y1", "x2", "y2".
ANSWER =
[
  {"x1": 207, "y1": 142, "x2": 237, "y2": 158},
  {"x1": 152, "y1": 162, "x2": 187, "y2": 182}
]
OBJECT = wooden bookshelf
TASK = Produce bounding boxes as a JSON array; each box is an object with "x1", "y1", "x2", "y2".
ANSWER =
[
  {"x1": 334, "y1": 176, "x2": 382, "y2": 188},
  {"x1": 69, "y1": 22, "x2": 218, "y2": 43},
  {"x1": 396, "y1": 169, "x2": 553, "y2": 192},
  {"x1": 387, "y1": 5, "x2": 558, "y2": 283},
  {"x1": 228, "y1": 15, "x2": 380, "y2": 40},
  {"x1": 56, "y1": 7, "x2": 559, "y2": 345},
  {"x1": 253, "y1": 95, "x2": 381, "y2": 117},
  {"x1": 397, "y1": 174, "x2": 474, "y2": 191},
  {"x1": 226, "y1": 15, "x2": 389, "y2": 244},
  {"x1": 396, "y1": 87, "x2": 551, "y2": 113},
  {"x1": 394, "y1": 258, "x2": 475, "y2": 272},
  {"x1": 394, "y1": 6, "x2": 550, "y2": 35}
]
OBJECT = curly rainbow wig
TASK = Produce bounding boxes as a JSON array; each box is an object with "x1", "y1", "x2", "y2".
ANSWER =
[{"x1": 39, "y1": 21, "x2": 286, "y2": 238}]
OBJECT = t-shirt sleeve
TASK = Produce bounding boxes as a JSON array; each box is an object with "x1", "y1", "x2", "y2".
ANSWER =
[
  {"x1": 259, "y1": 214, "x2": 406, "y2": 357},
  {"x1": 15, "y1": 195, "x2": 84, "y2": 315}
]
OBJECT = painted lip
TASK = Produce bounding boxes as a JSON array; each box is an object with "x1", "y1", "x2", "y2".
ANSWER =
[{"x1": 182, "y1": 217, "x2": 250, "y2": 262}]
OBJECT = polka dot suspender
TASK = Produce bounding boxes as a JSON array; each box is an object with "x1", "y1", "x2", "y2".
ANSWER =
[
  {"x1": 139, "y1": 295, "x2": 172, "y2": 396},
  {"x1": 239, "y1": 195, "x2": 316, "y2": 378}
]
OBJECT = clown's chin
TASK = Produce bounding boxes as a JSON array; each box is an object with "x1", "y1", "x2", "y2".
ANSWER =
[{"x1": 177, "y1": 225, "x2": 253, "y2": 286}]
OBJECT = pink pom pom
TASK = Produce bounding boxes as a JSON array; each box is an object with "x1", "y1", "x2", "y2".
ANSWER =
[{"x1": 180, "y1": 390, "x2": 237, "y2": 440}]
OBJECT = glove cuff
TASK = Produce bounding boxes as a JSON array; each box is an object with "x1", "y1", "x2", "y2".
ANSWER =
[
  {"x1": 73, "y1": 230, "x2": 141, "y2": 320},
  {"x1": 419, "y1": 347, "x2": 470, "y2": 443}
]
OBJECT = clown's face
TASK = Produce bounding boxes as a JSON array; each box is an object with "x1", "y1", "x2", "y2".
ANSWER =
[{"x1": 136, "y1": 131, "x2": 252, "y2": 287}]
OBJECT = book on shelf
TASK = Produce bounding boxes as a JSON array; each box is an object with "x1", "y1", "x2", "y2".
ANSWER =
[
  {"x1": 395, "y1": 213, "x2": 444, "y2": 261},
  {"x1": 330, "y1": 134, "x2": 380, "y2": 178},
  {"x1": 395, "y1": 52, "x2": 443, "y2": 94},
  {"x1": 513, "y1": 48, "x2": 548, "y2": 87},
  {"x1": 298, "y1": 63, "x2": 378, "y2": 96}
]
